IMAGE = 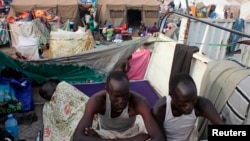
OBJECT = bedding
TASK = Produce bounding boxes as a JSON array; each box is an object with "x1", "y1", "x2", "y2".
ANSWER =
[{"x1": 74, "y1": 80, "x2": 160, "y2": 108}]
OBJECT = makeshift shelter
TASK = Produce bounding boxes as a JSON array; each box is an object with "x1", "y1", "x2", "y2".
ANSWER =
[
  {"x1": 97, "y1": 0, "x2": 161, "y2": 27},
  {"x1": 49, "y1": 29, "x2": 96, "y2": 58},
  {"x1": 8, "y1": 0, "x2": 80, "y2": 25},
  {"x1": 8, "y1": 18, "x2": 50, "y2": 48}
]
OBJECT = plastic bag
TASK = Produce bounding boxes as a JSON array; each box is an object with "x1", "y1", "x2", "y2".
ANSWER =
[
  {"x1": 0, "y1": 77, "x2": 22, "y2": 115},
  {"x1": 0, "y1": 76, "x2": 34, "y2": 115},
  {"x1": 10, "y1": 77, "x2": 34, "y2": 112}
]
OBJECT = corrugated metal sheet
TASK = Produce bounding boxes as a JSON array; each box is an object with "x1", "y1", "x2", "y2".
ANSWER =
[{"x1": 186, "y1": 18, "x2": 250, "y2": 67}]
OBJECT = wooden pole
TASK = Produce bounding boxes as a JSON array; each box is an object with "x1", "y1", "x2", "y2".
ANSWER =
[
  {"x1": 185, "y1": 0, "x2": 189, "y2": 14},
  {"x1": 184, "y1": 0, "x2": 190, "y2": 45}
]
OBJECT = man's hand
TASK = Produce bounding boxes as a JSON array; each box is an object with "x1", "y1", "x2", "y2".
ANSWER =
[
  {"x1": 83, "y1": 127, "x2": 100, "y2": 137},
  {"x1": 130, "y1": 133, "x2": 150, "y2": 141}
]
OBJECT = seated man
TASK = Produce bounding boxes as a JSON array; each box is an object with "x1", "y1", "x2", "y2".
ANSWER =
[
  {"x1": 138, "y1": 21, "x2": 147, "y2": 36},
  {"x1": 148, "y1": 22, "x2": 158, "y2": 34},
  {"x1": 105, "y1": 24, "x2": 114, "y2": 41},
  {"x1": 152, "y1": 73, "x2": 224, "y2": 141},
  {"x1": 73, "y1": 71, "x2": 164, "y2": 141}
]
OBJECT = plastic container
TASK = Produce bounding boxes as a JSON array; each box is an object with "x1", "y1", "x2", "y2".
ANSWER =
[
  {"x1": 36, "y1": 130, "x2": 42, "y2": 141},
  {"x1": 5, "y1": 114, "x2": 19, "y2": 141},
  {"x1": 69, "y1": 22, "x2": 74, "y2": 32},
  {"x1": 128, "y1": 28, "x2": 133, "y2": 33}
]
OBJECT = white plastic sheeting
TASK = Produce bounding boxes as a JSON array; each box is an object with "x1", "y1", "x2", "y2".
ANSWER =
[{"x1": 15, "y1": 36, "x2": 40, "y2": 60}]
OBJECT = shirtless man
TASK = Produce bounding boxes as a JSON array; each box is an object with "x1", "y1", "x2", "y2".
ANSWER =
[
  {"x1": 73, "y1": 71, "x2": 164, "y2": 141},
  {"x1": 152, "y1": 73, "x2": 224, "y2": 141}
]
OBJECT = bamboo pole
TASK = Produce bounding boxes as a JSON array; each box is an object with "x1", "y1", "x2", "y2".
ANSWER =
[{"x1": 185, "y1": 0, "x2": 189, "y2": 14}]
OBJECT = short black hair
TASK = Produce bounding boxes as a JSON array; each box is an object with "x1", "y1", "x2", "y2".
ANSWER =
[
  {"x1": 39, "y1": 79, "x2": 61, "y2": 100},
  {"x1": 169, "y1": 73, "x2": 196, "y2": 94},
  {"x1": 106, "y1": 71, "x2": 129, "y2": 86}
]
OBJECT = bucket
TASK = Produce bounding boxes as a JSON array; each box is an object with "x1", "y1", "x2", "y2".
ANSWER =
[{"x1": 107, "y1": 36, "x2": 111, "y2": 41}]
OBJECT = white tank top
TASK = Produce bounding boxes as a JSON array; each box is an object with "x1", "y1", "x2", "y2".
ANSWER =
[
  {"x1": 163, "y1": 95, "x2": 197, "y2": 141},
  {"x1": 98, "y1": 93, "x2": 136, "y2": 132}
]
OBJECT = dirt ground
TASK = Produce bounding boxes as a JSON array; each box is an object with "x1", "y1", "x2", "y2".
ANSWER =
[{"x1": 0, "y1": 44, "x2": 16, "y2": 57}]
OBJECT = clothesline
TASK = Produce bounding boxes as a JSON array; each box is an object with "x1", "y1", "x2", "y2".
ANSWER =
[{"x1": 147, "y1": 39, "x2": 246, "y2": 48}]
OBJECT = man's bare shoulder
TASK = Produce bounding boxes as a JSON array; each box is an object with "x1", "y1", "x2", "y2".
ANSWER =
[
  {"x1": 91, "y1": 90, "x2": 106, "y2": 97},
  {"x1": 128, "y1": 92, "x2": 151, "y2": 115},
  {"x1": 195, "y1": 96, "x2": 213, "y2": 116},
  {"x1": 87, "y1": 90, "x2": 105, "y2": 106},
  {"x1": 130, "y1": 91, "x2": 148, "y2": 104},
  {"x1": 87, "y1": 90, "x2": 106, "y2": 114},
  {"x1": 196, "y1": 96, "x2": 211, "y2": 105},
  {"x1": 155, "y1": 96, "x2": 167, "y2": 108}
]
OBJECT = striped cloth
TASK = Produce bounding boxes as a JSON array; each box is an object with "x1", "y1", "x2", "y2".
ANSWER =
[{"x1": 220, "y1": 76, "x2": 250, "y2": 124}]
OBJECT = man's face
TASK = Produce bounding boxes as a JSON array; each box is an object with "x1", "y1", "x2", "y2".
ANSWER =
[
  {"x1": 171, "y1": 80, "x2": 197, "y2": 115},
  {"x1": 107, "y1": 79, "x2": 130, "y2": 111}
]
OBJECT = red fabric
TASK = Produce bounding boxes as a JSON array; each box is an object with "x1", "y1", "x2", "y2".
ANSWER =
[
  {"x1": 127, "y1": 49, "x2": 151, "y2": 80},
  {"x1": 121, "y1": 23, "x2": 127, "y2": 30},
  {"x1": 114, "y1": 23, "x2": 128, "y2": 34}
]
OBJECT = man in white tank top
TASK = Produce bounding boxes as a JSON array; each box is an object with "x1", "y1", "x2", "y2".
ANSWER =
[
  {"x1": 73, "y1": 71, "x2": 165, "y2": 141},
  {"x1": 152, "y1": 73, "x2": 224, "y2": 141}
]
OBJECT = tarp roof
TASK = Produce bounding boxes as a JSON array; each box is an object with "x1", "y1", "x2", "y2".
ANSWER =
[
  {"x1": 11, "y1": 0, "x2": 78, "y2": 6},
  {"x1": 58, "y1": 0, "x2": 79, "y2": 5},
  {"x1": 11, "y1": 0, "x2": 36, "y2": 6},
  {"x1": 98, "y1": 0, "x2": 161, "y2": 6},
  {"x1": 9, "y1": 0, "x2": 80, "y2": 25},
  {"x1": 97, "y1": 0, "x2": 162, "y2": 26}
]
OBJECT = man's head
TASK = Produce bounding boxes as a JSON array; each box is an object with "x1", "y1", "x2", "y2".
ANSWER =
[
  {"x1": 39, "y1": 79, "x2": 61, "y2": 100},
  {"x1": 106, "y1": 71, "x2": 130, "y2": 112},
  {"x1": 169, "y1": 73, "x2": 197, "y2": 115}
]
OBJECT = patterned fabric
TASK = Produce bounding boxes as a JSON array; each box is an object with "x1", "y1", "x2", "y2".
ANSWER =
[
  {"x1": 42, "y1": 81, "x2": 89, "y2": 141},
  {"x1": 49, "y1": 30, "x2": 95, "y2": 58},
  {"x1": 220, "y1": 76, "x2": 250, "y2": 124}
]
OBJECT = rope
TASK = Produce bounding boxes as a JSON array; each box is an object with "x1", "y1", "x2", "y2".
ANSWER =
[{"x1": 146, "y1": 39, "x2": 235, "y2": 48}]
